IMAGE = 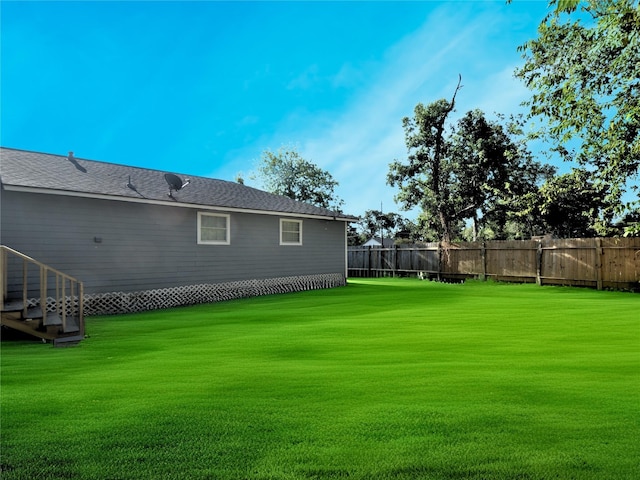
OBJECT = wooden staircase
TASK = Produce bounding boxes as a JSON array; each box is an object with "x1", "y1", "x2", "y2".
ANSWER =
[{"x1": 1, "y1": 245, "x2": 85, "y2": 346}]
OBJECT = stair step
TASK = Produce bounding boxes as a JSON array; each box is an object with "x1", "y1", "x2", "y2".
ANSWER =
[
  {"x1": 25, "y1": 306, "x2": 43, "y2": 319},
  {"x1": 43, "y1": 313, "x2": 62, "y2": 326},
  {"x1": 41, "y1": 314, "x2": 80, "y2": 333},
  {"x1": 62, "y1": 317, "x2": 80, "y2": 334},
  {"x1": 2, "y1": 299, "x2": 24, "y2": 312},
  {"x1": 53, "y1": 335, "x2": 84, "y2": 347}
]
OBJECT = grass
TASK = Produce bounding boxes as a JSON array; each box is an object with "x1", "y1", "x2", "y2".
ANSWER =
[{"x1": 1, "y1": 278, "x2": 639, "y2": 480}]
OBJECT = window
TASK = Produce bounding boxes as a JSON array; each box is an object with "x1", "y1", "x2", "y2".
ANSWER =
[
  {"x1": 198, "y1": 212, "x2": 230, "y2": 245},
  {"x1": 280, "y1": 219, "x2": 302, "y2": 245}
]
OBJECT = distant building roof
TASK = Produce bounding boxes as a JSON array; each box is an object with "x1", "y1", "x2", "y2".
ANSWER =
[
  {"x1": 362, "y1": 236, "x2": 395, "y2": 247},
  {"x1": 0, "y1": 147, "x2": 357, "y2": 221}
]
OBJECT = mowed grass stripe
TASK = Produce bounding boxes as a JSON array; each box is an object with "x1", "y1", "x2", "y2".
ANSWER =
[{"x1": 1, "y1": 279, "x2": 638, "y2": 479}]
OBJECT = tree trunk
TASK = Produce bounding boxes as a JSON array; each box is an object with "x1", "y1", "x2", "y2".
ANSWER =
[
  {"x1": 439, "y1": 211, "x2": 451, "y2": 243},
  {"x1": 432, "y1": 75, "x2": 462, "y2": 244}
]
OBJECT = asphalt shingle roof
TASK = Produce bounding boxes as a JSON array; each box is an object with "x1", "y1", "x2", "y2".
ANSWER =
[{"x1": 0, "y1": 147, "x2": 356, "y2": 220}]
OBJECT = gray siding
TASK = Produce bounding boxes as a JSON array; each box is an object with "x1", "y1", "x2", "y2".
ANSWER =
[{"x1": 1, "y1": 189, "x2": 346, "y2": 295}]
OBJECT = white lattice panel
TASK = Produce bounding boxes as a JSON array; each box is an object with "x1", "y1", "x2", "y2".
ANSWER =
[{"x1": 82, "y1": 273, "x2": 346, "y2": 315}]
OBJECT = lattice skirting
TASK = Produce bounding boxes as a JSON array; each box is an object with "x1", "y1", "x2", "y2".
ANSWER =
[
  {"x1": 24, "y1": 296, "x2": 82, "y2": 316},
  {"x1": 81, "y1": 273, "x2": 346, "y2": 316}
]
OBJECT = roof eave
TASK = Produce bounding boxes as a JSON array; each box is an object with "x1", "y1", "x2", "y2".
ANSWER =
[{"x1": 2, "y1": 184, "x2": 355, "y2": 221}]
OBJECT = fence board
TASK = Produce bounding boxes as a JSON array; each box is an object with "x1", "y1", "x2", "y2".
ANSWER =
[
  {"x1": 348, "y1": 238, "x2": 640, "y2": 290},
  {"x1": 486, "y1": 240, "x2": 538, "y2": 280},
  {"x1": 540, "y1": 238, "x2": 597, "y2": 286},
  {"x1": 601, "y1": 237, "x2": 640, "y2": 288}
]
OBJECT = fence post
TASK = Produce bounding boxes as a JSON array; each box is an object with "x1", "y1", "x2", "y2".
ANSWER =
[
  {"x1": 437, "y1": 242, "x2": 442, "y2": 281},
  {"x1": 367, "y1": 246, "x2": 372, "y2": 277},
  {"x1": 595, "y1": 238, "x2": 603, "y2": 290},
  {"x1": 393, "y1": 245, "x2": 398, "y2": 277},
  {"x1": 481, "y1": 242, "x2": 487, "y2": 281}
]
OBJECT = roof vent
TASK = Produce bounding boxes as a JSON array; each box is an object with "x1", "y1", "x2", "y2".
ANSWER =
[{"x1": 67, "y1": 151, "x2": 87, "y2": 173}]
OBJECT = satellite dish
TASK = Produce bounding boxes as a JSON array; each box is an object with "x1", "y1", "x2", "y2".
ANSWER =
[{"x1": 164, "y1": 173, "x2": 190, "y2": 197}]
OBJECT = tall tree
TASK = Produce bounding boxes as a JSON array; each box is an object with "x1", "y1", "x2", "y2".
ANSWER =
[
  {"x1": 253, "y1": 146, "x2": 344, "y2": 212},
  {"x1": 537, "y1": 169, "x2": 613, "y2": 237},
  {"x1": 388, "y1": 82, "x2": 553, "y2": 242},
  {"x1": 387, "y1": 77, "x2": 463, "y2": 243},
  {"x1": 515, "y1": 0, "x2": 640, "y2": 212},
  {"x1": 450, "y1": 110, "x2": 555, "y2": 239},
  {"x1": 359, "y1": 210, "x2": 406, "y2": 242}
]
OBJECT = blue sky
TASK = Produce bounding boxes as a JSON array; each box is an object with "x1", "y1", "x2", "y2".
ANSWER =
[{"x1": 2, "y1": 0, "x2": 554, "y2": 218}]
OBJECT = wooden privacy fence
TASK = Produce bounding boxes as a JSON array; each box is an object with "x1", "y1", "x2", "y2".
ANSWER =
[{"x1": 348, "y1": 237, "x2": 640, "y2": 291}]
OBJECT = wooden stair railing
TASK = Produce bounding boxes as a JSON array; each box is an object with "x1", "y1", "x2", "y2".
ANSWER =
[{"x1": 0, "y1": 245, "x2": 84, "y2": 346}]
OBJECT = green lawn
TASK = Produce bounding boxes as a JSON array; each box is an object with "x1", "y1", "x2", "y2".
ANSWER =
[{"x1": 1, "y1": 278, "x2": 639, "y2": 480}]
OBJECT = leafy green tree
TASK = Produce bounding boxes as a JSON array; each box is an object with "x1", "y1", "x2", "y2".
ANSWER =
[
  {"x1": 515, "y1": 0, "x2": 640, "y2": 211},
  {"x1": 387, "y1": 77, "x2": 463, "y2": 243},
  {"x1": 355, "y1": 210, "x2": 424, "y2": 244},
  {"x1": 388, "y1": 81, "x2": 553, "y2": 242},
  {"x1": 536, "y1": 169, "x2": 613, "y2": 237},
  {"x1": 347, "y1": 224, "x2": 366, "y2": 246},
  {"x1": 505, "y1": 169, "x2": 618, "y2": 238},
  {"x1": 358, "y1": 210, "x2": 405, "y2": 241},
  {"x1": 253, "y1": 146, "x2": 344, "y2": 212},
  {"x1": 394, "y1": 217, "x2": 425, "y2": 243},
  {"x1": 413, "y1": 211, "x2": 464, "y2": 243},
  {"x1": 450, "y1": 110, "x2": 555, "y2": 240},
  {"x1": 619, "y1": 208, "x2": 640, "y2": 236}
]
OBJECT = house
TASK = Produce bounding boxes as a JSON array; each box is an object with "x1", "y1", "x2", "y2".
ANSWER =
[
  {"x1": 362, "y1": 236, "x2": 395, "y2": 248},
  {"x1": 1, "y1": 147, "x2": 357, "y2": 317}
]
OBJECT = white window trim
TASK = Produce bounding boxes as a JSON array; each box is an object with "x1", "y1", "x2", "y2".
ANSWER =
[
  {"x1": 280, "y1": 218, "x2": 303, "y2": 246},
  {"x1": 197, "y1": 212, "x2": 230, "y2": 245}
]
